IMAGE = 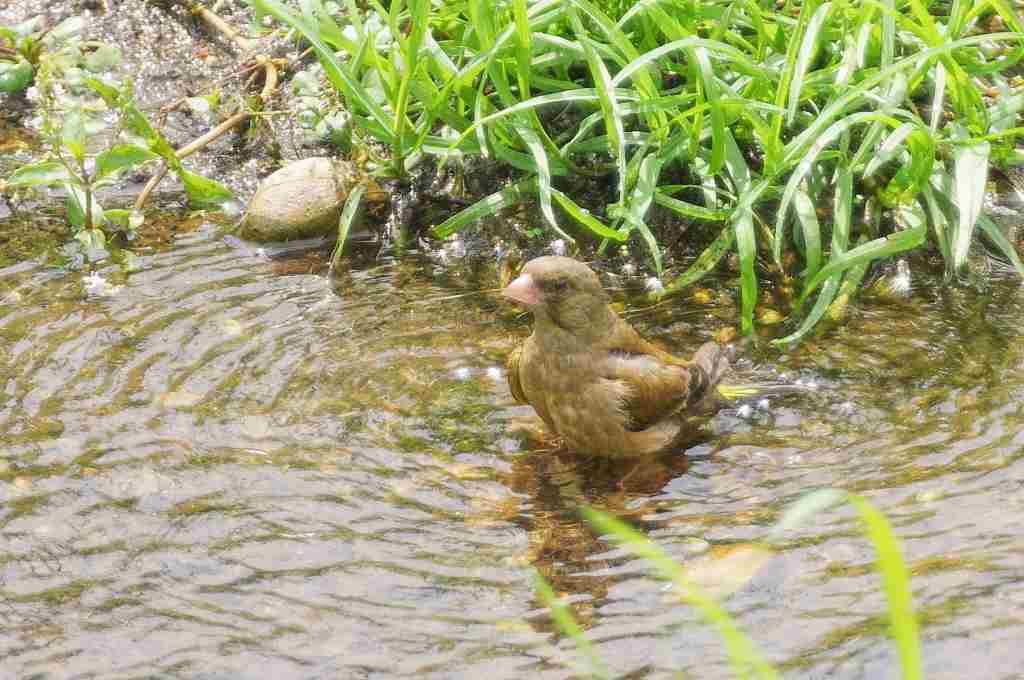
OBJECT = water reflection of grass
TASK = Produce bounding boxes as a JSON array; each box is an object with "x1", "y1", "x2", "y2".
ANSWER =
[{"x1": 538, "y1": 490, "x2": 921, "y2": 680}]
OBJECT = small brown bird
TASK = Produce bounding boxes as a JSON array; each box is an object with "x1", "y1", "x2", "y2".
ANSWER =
[{"x1": 503, "y1": 256, "x2": 730, "y2": 457}]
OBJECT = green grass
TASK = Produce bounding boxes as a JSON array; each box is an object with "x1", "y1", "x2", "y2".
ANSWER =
[
  {"x1": 538, "y1": 489, "x2": 921, "y2": 679},
  {"x1": 252, "y1": 0, "x2": 1024, "y2": 340}
]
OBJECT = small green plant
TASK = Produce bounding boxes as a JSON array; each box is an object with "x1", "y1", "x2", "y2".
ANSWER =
[
  {"x1": 1, "y1": 15, "x2": 233, "y2": 265},
  {"x1": 538, "y1": 490, "x2": 921, "y2": 680},
  {"x1": 0, "y1": 15, "x2": 53, "y2": 94}
]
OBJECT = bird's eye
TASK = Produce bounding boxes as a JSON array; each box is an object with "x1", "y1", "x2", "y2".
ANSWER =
[{"x1": 551, "y1": 280, "x2": 568, "y2": 293}]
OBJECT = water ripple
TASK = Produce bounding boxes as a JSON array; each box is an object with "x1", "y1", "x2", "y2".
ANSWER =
[{"x1": 0, "y1": 237, "x2": 1023, "y2": 678}]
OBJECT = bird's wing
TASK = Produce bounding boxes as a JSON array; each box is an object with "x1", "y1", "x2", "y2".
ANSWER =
[
  {"x1": 602, "y1": 320, "x2": 725, "y2": 428},
  {"x1": 506, "y1": 344, "x2": 528, "y2": 403}
]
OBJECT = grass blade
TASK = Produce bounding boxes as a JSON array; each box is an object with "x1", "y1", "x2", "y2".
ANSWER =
[
  {"x1": 775, "y1": 165, "x2": 853, "y2": 345},
  {"x1": 568, "y1": 3, "x2": 627, "y2": 205},
  {"x1": 772, "y1": 490, "x2": 921, "y2": 680},
  {"x1": 787, "y1": 2, "x2": 832, "y2": 125},
  {"x1": 660, "y1": 226, "x2": 735, "y2": 296},
  {"x1": 330, "y1": 184, "x2": 366, "y2": 272},
  {"x1": 801, "y1": 225, "x2": 925, "y2": 301},
  {"x1": 431, "y1": 177, "x2": 538, "y2": 238},
  {"x1": 734, "y1": 207, "x2": 758, "y2": 336},
  {"x1": 921, "y1": 181, "x2": 951, "y2": 266},
  {"x1": 793, "y1": 187, "x2": 822, "y2": 280},
  {"x1": 583, "y1": 508, "x2": 780, "y2": 680},
  {"x1": 845, "y1": 495, "x2": 922, "y2": 680},
  {"x1": 533, "y1": 574, "x2": 611, "y2": 680},
  {"x1": 693, "y1": 46, "x2": 725, "y2": 174},
  {"x1": 978, "y1": 214, "x2": 1024, "y2": 277},
  {"x1": 952, "y1": 139, "x2": 990, "y2": 270},
  {"x1": 516, "y1": 123, "x2": 564, "y2": 239},
  {"x1": 653, "y1": 191, "x2": 730, "y2": 222},
  {"x1": 551, "y1": 189, "x2": 627, "y2": 242},
  {"x1": 623, "y1": 153, "x2": 664, "y2": 271}
]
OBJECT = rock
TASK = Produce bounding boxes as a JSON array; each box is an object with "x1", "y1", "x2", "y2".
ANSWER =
[{"x1": 236, "y1": 158, "x2": 382, "y2": 242}]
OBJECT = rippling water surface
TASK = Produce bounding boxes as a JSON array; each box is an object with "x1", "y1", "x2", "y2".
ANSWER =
[{"x1": 2, "y1": 227, "x2": 1024, "y2": 679}]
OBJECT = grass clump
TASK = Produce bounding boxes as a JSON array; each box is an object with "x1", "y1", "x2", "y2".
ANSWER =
[{"x1": 253, "y1": 0, "x2": 1024, "y2": 340}]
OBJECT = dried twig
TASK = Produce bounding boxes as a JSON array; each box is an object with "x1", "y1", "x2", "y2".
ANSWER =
[{"x1": 134, "y1": 1, "x2": 279, "y2": 210}]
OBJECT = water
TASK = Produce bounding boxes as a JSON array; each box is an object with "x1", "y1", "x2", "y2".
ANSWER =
[{"x1": 2, "y1": 229, "x2": 1024, "y2": 679}]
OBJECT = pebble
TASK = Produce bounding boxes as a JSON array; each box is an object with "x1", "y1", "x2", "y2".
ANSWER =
[
  {"x1": 84, "y1": 271, "x2": 121, "y2": 298},
  {"x1": 220, "y1": 319, "x2": 244, "y2": 337},
  {"x1": 158, "y1": 390, "x2": 204, "y2": 408},
  {"x1": 679, "y1": 537, "x2": 711, "y2": 555}
]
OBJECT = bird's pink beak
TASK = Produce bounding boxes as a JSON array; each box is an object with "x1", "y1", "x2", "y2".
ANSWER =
[{"x1": 502, "y1": 273, "x2": 541, "y2": 307}]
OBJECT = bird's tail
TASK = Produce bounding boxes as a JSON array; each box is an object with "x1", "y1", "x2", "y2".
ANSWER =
[
  {"x1": 692, "y1": 342, "x2": 731, "y2": 387},
  {"x1": 693, "y1": 343, "x2": 819, "y2": 401},
  {"x1": 716, "y1": 382, "x2": 819, "y2": 400}
]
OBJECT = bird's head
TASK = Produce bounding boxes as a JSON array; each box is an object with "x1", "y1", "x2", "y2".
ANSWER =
[{"x1": 502, "y1": 256, "x2": 614, "y2": 338}]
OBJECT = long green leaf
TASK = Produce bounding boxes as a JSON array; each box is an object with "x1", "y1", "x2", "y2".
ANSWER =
[
  {"x1": 4, "y1": 161, "x2": 72, "y2": 187},
  {"x1": 978, "y1": 214, "x2": 1024, "y2": 278},
  {"x1": 775, "y1": 164, "x2": 853, "y2": 345},
  {"x1": 330, "y1": 184, "x2": 366, "y2": 271},
  {"x1": 952, "y1": 140, "x2": 990, "y2": 270},
  {"x1": 846, "y1": 495, "x2": 922, "y2": 680},
  {"x1": 253, "y1": 0, "x2": 395, "y2": 138},
  {"x1": 772, "y1": 490, "x2": 921, "y2": 680},
  {"x1": 568, "y1": 3, "x2": 627, "y2": 205},
  {"x1": 801, "y1": 226, "x2": 925, "y2": 300},
  {"x1": 583, "y1": 508, "x2": 779, "y2": 680},
  {"x1": 654, "y1": 192, "x2": 730, "y2": 222},
  {"x1": 694, "y1": 46, "x2": 725, "y2": 174},
  {"x1": 787, "y1": 2, "x2": 832, "y2": 125},
  {"x1": 661, "y1": 226, "x2": 735, "y2": 296},
  {"x1": 734, "y1": 208, "x2": 758, "y2": 336},
  {"x1": 793, "y1": 188, "x2": 822, "y2": 281},
  {"x1": 517, "y1": 123, "x2": 564, "y2": 239},
  {"x1": 534, "y1": 574, "x2": 611, "y2": 680},
  {"x1": 431, "y1": 177, "x2": 538, "y2": 238},
  {"x1": 624, "y1": 153, "x2": 664, "y2": 271},
  {"x1": 551, "y1": 189, "x2": 626, "y2": 242},
  {"x1": 95, "y1": 144, "x2": 158, "y2": 180},
  {"x1": 610, "y1": 37, "x2": 766, "y2": 88}
]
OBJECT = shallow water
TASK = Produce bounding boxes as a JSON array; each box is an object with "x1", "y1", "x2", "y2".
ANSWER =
[{"x1": 2, "y1": 229, "x2": 1024, "y2": 679}]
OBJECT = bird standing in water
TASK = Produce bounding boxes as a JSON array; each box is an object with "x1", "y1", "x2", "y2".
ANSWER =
[{"x1": 503, "y1": 256, "x2": 730, "y2": 457}]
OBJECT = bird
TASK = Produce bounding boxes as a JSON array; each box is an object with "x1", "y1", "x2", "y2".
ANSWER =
[{"x1": 502, "y1": 255, "x2": 730, "y2": 457}]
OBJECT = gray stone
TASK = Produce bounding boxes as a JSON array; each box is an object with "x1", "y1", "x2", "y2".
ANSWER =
[{"x1": 237, "y1": 157, "x2": 375, "y2": 242}]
